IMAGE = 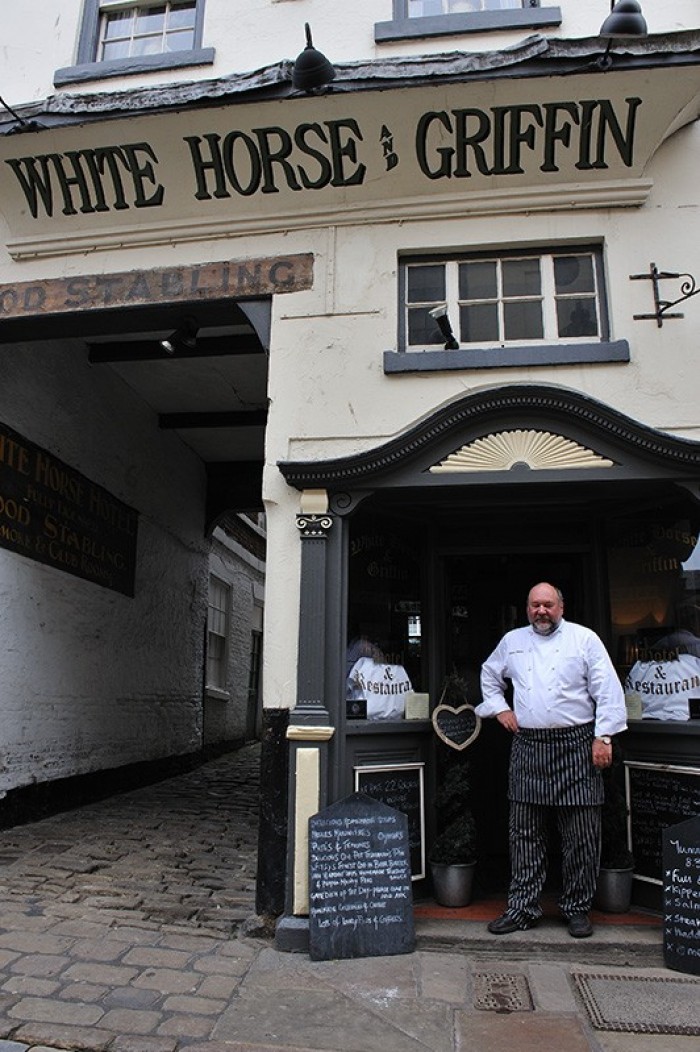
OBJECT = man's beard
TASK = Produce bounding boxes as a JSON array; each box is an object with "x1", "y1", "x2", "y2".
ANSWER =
[{"x1": 532, "y1": 618, "x2": 559, "y2": 636}]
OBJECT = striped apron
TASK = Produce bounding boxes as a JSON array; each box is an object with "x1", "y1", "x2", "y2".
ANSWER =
[{"x1": 508, "y1": 721, "x2": 603, "y2": 806}]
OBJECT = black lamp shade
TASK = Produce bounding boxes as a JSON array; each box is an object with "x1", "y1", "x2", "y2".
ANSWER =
[
  {"x1": 600, "y1": 1, "x2": 648, "y2": 38},
  {"x1": 292, "y1": 23, "x2": 335, "y2": 92}
]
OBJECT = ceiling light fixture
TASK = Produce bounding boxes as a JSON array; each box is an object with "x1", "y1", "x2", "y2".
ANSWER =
[{"x1": 159, "y1": 316, "x2": 199, "y2": 355}]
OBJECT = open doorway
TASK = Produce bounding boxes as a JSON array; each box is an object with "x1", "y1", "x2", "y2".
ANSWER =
[{"x1": 440, "y1": 549, "x2": 592, "y2": 890}]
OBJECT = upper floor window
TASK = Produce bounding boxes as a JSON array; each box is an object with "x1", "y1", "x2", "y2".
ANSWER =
[
  {"x1": 54, "y1": 0, "x2": 214, "y2": 86},
  {"x1": 384, "y1": 245, "x2": 630, "y2": 374},
  {"x1": 375, "y1": 0, "x2": 561, "y2": 42},
  {"x1": 405, "y1": 249, "x2": 603, "y2": 348},
  {"x1": 408, "y1": 1, "x2": 524, "y2": 14},
  {"x1": 207, "y1": 574, "x2": 230, "y2": 691},
  {"x1": 98, "y1": 1, "x2": 197, "y2": 62}
]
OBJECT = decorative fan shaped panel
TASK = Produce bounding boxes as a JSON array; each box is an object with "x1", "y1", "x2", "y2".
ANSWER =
[{"x1": 430, "y1": 429, "x2": 615, "y2": 473}]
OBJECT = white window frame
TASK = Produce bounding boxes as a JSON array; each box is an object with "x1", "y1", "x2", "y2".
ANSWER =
[
  {"x1": 385, "y1": 244, "x2": 630, "y2": 374},
  {"x1": 97, "y1": 1, "x2": 198, "y2": 63},
  {"x1": 376, "y1": 0, "x2": 561, "y2": 42},
  {"x1": 206, "y1": 574, "x2": 231, "y2": 693},
  {"x1": 55, "y1": 0, "x2": 213, "y2": 87},
  {"x1": 404, "y1": 247, "x2": 607, "y2": 349}
]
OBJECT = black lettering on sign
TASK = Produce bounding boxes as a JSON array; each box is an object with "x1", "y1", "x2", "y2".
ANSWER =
[
  {"x1": 627, "y1": 763, "x2": 700, "y2": 883},
  {"x1": 0, "y1": 420, "x2": 138, "y2": 596},
  {"x1": 309, "y1": 792, "x2": 415, "y2": 962},
  {"x1": 354, "y1": 764, "x2": 425, "y2": 879},
  {"x1": 663, "y1": 816, "x2": 700, "y2": 976}
]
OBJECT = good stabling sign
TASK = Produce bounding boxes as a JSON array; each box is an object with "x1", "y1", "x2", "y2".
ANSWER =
[
  {"x1": 354, "y1": 763, "x2": 425, "y2": 880},
  {"x1": 0, "y1": 421, "x2": 138, "y2": 596},
  {"x1": 308, "y1": 793, "x2": 415, "y2": 962},
  {"x1": 663, "y1": 817, "x2": 700, "y2": 976}
]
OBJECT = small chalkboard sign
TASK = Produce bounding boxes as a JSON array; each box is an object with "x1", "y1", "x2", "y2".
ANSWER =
[
  {"x1": 432, "y1": 704, "x2": 481, "y2": 752},
  {"x1": 663, "y1": 816, "x2": 700, "y2": 976},
  {"x1": 354, "y1": 763, "x2": 425, "y2": 880},
  {"x1": 626, "y1": 763, "x2": 700, "y2": 884},
  {"x1": 308, "y1": 792, "x2": 415, "y2": 963}
]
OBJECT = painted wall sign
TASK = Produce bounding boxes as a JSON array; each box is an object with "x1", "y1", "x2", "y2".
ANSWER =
[
  {"x1": 0, "y1": 254, "x2": 312, "y2": 321},
  {"x1": 1, "y1": 69, "x2": 697, "y2": 257},
  {"x1": 0, "y1": 421, "x2": 138, "y2": 595}
]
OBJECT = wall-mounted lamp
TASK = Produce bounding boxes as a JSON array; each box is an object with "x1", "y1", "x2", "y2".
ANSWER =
[
  {"x1": 631, "y1": 263, "x2": 700, "y2": 328},
  {"x1": 159, "y1": 316, "x2": 199, "y2": 355},
  {"x1": 598, "y1": 2, "x2": 648, "y2": 67},
  {"x1": 429, "y1": 306, "x2": 459, "y2": 350},
  {"x1": 292, "y1": 23, "x2": 336, "y2": 93}
]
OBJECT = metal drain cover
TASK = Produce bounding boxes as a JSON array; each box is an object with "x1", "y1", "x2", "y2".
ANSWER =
[
  {"x1": 474, "y1": 972, "x2": 533, "y2": 1012},
  {"x1": 573, "y1": 973, "x2": 700, "y2": 1035}
]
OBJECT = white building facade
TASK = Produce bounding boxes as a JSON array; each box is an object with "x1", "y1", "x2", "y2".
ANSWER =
[{"x1": 1, "y1": 1, "x2": 699, "y2": 937}]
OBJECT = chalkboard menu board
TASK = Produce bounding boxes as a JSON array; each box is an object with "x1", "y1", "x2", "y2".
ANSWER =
[
  {"x1": 354, "y1": 763, "x2": 425, "y2": 880},
  {"x1": 663, "y1": 816, "x2": 700, "y2": 975},
  {"x1": 626, "y1": 763, "x2": 700, "y2": 883},
  {"x1": 308, "y1": 792, "x2": 415, "y2": 963}
]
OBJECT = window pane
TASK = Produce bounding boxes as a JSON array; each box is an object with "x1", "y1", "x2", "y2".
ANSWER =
[
  {"x1": 103, "y1": 12, "x2": 133, "y2": 40},
  {"x1": 459, "y1": 261, "x2": 497, "y2": 300},
  {"x1": 408, "y1": 307, "x2": 443, "y2": 345},
  {"x1": 557, "y1": 298, "x2": 598, "y2": 338},
  {"x1": 554, "y1": 255, "x2": 595, "y2": 294},
  {"x1": 132, "y1": 36, "x2": 164, "y2": 56},
  {"x1": 460, "y1": 303, "x2": 498, "y2": 342},
  {"x1": 102, "y1": 39, "x2": 131, "y2": 59},
  {"x1": 170, "y1": 2, "x2": 196, "y2": 28},
  {"x1": 502, "y1": 258, "x2": 541, "y2": 297},
  {"x1": 136, "y1": 6, "x2": 167, "y2": 34},
  {"x1": 165, "y1": 28, "x2": 194, "y2": 50},
  {"x1": 504, "y1": 300, "x2": 543, "y2": 340},
  {"x1": 407, "y1": 265, "x2": 445, "y2": 304}
]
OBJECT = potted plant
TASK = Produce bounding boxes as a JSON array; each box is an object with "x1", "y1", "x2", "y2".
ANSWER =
[
  {"x1": 595, "y1": 749, "x2": 634, "y2": 913},
  {"x1": 429, "y1": 673, "x2": 479, "y2": 907}
]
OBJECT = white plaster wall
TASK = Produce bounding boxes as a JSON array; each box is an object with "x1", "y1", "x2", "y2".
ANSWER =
[
  {"x1": 0, "y1": 338, "x2": 209, "y2": 794},
  {"x1": 3, "y1": 2, "x2": 698, "y2": 107}
]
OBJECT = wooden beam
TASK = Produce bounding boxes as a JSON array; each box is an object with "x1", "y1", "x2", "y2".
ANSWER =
[
  {"x1": 159, "y1": 409, "x2": 268, "y2": 430},
  {"x1": 88, "y1": 333, "x2": 263, "y2": 363}
]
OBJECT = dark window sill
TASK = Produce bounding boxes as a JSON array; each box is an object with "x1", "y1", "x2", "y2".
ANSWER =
[
  {"x1": 54, "y1": 47, "x2": 216, "y2": 87},
  {"x1": 375, "y1": 7, "x2": 562, "y2": 43},
  {"x1": 384, "y1": 340, "x2": 630, "y2": 374}
]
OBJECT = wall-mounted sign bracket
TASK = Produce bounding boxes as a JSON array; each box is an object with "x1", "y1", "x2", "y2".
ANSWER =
[{"x1": 631, "y1": 262, "x2": 700, "y2": 327}]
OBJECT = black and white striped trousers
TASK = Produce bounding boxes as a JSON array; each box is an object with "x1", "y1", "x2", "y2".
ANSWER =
[{"x1": 506, "y1": 800, "x2": 601, "y2": 922}]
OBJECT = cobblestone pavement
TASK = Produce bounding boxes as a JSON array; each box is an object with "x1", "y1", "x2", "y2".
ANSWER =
[
  {"x1": 0, "y1": 743, "x2": 263, "y2": 1050},
  {"x1": 1, "y1": 744, "x2": 698, "y2": 1052}
]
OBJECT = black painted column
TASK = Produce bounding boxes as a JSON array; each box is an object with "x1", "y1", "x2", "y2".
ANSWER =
[{"x1": 276, "y1": 493, "x2": 336, "y2": 951}]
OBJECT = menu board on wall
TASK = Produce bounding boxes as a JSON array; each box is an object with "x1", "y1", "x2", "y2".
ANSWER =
[
  {"x1": 663, "y1": 816, "x2": 700, "y2": 976},
  {"x1": 0, "y1": 421, "x2": 138, "y2": 596},
  {"x1": 354, "y1": 763, "x2": 425, "y2": 880},
  {"x1": 626, "y1": 763, "x2": 700, "y2": 883}
]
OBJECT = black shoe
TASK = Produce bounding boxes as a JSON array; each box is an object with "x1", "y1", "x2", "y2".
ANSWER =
[
  {"x1": 567, "y1": 913, "x2": 593, "y2": 938},
  {"x1": 487, "y1": 913, "x2": 537, "y2": 935}
]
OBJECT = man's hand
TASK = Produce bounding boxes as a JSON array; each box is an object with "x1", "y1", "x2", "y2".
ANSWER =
[
  {"x1": 496, "y1": 710, "x2": 518, "y2": 733},
  {"x1": 592, "y1": 739, "x2": 613, "y2": 768}
]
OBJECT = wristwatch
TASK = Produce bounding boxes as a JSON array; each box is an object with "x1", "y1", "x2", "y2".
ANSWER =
[{"x1": 596, "y1": 735, "x2": 612, "y2": 745}]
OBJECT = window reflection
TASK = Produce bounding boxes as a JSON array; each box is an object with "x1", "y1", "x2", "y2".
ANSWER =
[{"x1": 608, "y1": 508, "x2": 700, "y2": 721}]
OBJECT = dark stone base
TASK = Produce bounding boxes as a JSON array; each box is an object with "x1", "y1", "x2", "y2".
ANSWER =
[
  {"x1": 0, "y1": 739, "x2": 245, "y2": 832},
  {"x1": 275, "y1": 913, "x2": 310, "y2": 953},
  {"x1": 255, "y1": 708, "x2": 290, "y2": 918}
]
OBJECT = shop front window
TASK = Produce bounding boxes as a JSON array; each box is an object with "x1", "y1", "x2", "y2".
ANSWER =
[
  {"x1": 608, "y1": 505, "x2": 700, "y2": 722},
  {"x1": 346, "y1": 513, "x2": 425, "y2": 721}
]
